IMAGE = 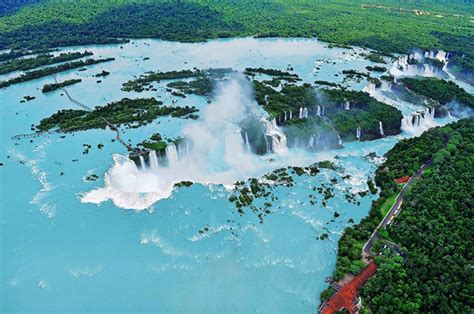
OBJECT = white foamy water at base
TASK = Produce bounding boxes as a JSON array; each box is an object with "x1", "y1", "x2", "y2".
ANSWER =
[
  {"x1": 1, "y1": 37, "x2": 470, "y2": 313},
  {"x1": 82, "y1": 77, "x2": 305, "y2": 210}
]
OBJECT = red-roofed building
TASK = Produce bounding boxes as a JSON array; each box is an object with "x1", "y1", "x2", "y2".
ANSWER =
[
  {"x1": 395, "y1": 176, "x2": 410, "y2": 184},
  {"x1": 319, "y1": 262, "x2": 378, "y2": 314}
]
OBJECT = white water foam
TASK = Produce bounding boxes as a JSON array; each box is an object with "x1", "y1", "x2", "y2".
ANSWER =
[{"x1": 82, "y1": 77, "x2": 295, "y2": 210}]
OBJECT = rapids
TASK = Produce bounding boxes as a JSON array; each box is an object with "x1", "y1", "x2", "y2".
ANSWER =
[{"x1": 0, "y1": 37, "x2": 469, "y2": 312}]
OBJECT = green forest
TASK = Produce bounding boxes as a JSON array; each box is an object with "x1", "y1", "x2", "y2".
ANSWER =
[
  {"x1": 0, "y1": 57, "x2": 114, "y2": 88},
  {"x1": 41, "y1": 78, "x2": 82, "y2": 93},
  {"x1": 0, "y1": 51, "x2": 93, "y2": 75},
  {"x1": 36, "y1": 98, "x2": 199, "y2": 132},
  {"x1": 363, "y1": 118, "x2": 474, "y2": 312},
  {"x1": 401, "y1": 77, "x2": 474, "y2": 109},
  {"x1": 0, "y1": 0, "x2": 473, "y2": 71},
  {"x1": 322, "y1": 118, "x2": 474, "y2": 312},
  {"x1": 252, "y1": 78, "x2": 402, "y2": 142}
]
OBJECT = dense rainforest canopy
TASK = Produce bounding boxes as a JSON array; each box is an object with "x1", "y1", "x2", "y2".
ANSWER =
[
  {"x1": 0, "y1": 0, "x2": 473, "y2": 71},
  {"x1": 322, "y1": 118, "x2": 474, "y2": 313},
  {"x1": 363, "y1": 118, "x2": 474, "y2": 312},
  {"x1": 401, "y1": 77, "x2": 474, "y2": 109}
]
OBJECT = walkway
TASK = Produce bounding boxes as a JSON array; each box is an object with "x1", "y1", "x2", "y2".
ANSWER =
[
  {"x1": 362, "y1": 159, "x2": 432, "y2": 259},
  {"x1": 54, "y1": 74, "x2": 133, "y2": 151},
  {"x1": 319, "y1": 159, "x2": 433, "y2": 313}
]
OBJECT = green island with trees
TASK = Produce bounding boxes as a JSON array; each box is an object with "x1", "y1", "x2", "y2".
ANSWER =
[
  {"x1": 251, "y1": 74, "x2": 402, "y2": 143},
  {"x1": 0, "y1": 48, "x2": 55, "y2": 62},
  {"x1": 136, "y1": 133, "x2": 170, "y2": 152},
  {"x1": 0, "y1": 57, "x2": 114, "y2": 88},
  {"x1": 36, "y1": 98, "x2": 199, "y2": 132},
  {"x1": 0, "y1": 51, "x2": 93, "y2": 75},
  {"x1": 228, "y1": 163, "x2": 331, "y2": 222},
  {"x1": 401, "y1": 76, "x2": 474, "y2": 109},
  {"x1": 320, "y1": 118, "x2": 474, "y2": 313},
  {"x1": 122, "y1": 68, "x2": 232, "y2": 94},
  {"x1": 41, "y1": 78, "x2": 82, "y2": 93}
]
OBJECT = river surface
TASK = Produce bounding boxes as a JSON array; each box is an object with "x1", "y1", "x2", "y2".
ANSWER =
[{"x1": 0, "y1": 37, "x2": 465, "y2": 312}]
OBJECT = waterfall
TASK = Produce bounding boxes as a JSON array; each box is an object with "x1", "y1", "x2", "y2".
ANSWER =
[
  {"x1": 448, "y1": 110, "x2": 452, "y2": 118},
  {"x1": 139, "y1": 155, "x2": 146, "y2": 169},
  {"x1": 442, "y1": 62, "x2": 449, "y2": 74},
  {"x1": 149, "y1": 150, "x2": 159, "y2": 173},
  {"x1": 299, "y1": 107, "x2": 308, "y2": 119},
  {"x1": 382, "y1": 81, "x2": 392, "y2": 91},
  {"x1": 391, "y1": 50, "x2": 451, "y2": 80},
  {"x1": 244, "y1": 131, "x2": 251, "y2": 152},
  {"x1": 264, "y1": 133, "x2": 270, "y2": 153},
  {"x1": 289, "y1": 110, "x2": 293, "y2": 120},
  {"x1": 284, "y1": 111, "x2": 287, "y2": 122},
  {"x1": 430, "y1": 107, "x2": 435, "y2": 118},
  {"x1": 165, "y1": 144, "x2": 179, "y2": 166},
  {"x1": 401, "y1": 108, "x2": 437, "y2": 134},
  {"x1": 343, "y1": 101, "x2": 350, "y2": 110},
  {"x1": 263, "y1": 118, "x2": 288, "y2": 154},
  {"x1": 316, "y1": 105, "x2": 321, "y2": 117},
  {"x1": 422, "y1": 63, "x2": 438, "y2": 77},
  {"x1": 365, "y1": 83, "x2": 377, "y2": 93},
  {"x1": 435, "y1": 50, "x2": 448, "y2": 63},
  {"x1": 83, "y1": 77, "x2": 295, "y2": 210},
  {"x1": 337, "y1": 133, "x2": 342, "y2": 146},
  {"x1": 308, "y1": 135, "x2": 315, "y2": 148},
  {"x1": 356, "y1": 125, "x2": 361, "y2": 141},
  {"x1": 397, "y1": 55, "x2": 409, "y2": 71},
  {"x1": 379, "y1": 121, "x2": 385, "y2": 137}
]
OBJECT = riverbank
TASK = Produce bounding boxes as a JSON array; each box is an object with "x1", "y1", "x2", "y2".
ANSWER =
[{"x1": 320, "y1": 118, "x2": 474, "y2": 313}]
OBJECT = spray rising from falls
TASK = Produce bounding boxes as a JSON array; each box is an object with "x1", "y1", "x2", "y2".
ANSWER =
[
  {"x1": 263, "y1": 118, "x2": 288, "y2": 154},
  {"x1": 401, "y1": 107, "x2": 439, "y2": 135},
  {"x1": 82, "y1": 77, "x2": 290, "y2": 210},
  {"x1": 390, "y1": 50, "x2": 450, "y2": 80}
]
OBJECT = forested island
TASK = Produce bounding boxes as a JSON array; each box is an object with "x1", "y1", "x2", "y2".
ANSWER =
[
  {"x1": 251, "y1": 72, "x2": 402, "y2": 144},
  {"x1": 36, "y1": 98, "x2": 198, "y2": 132},
  {"x1": 42, "y1": 78, "x2": 82, "y2": 93},
  {"x1": 321, "y1": 118, "x2": 473, "y2": 313},
  {"x1": 122, "y1": 65, "x2": 401, "y2": 154},
  {"x1": 401, "y1": 77, "x2": 474, "y2": 109},
  {"x1": 122, "y1": 68, "x2": 231, "y2": 94},
  {"x1": 0, "y1": 48, "x2": 54, "y2": 62},
  {"x1": 0, "y1": 51, "x2": 93, "y2": 75},
  {"x1": 0, "y1": 57, "x2": 114, "y2": 88}
]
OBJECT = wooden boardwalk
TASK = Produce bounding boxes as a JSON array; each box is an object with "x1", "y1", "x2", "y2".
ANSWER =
[{"x1": 12, "y1": 75, "x2": 133, "y2": 151}]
